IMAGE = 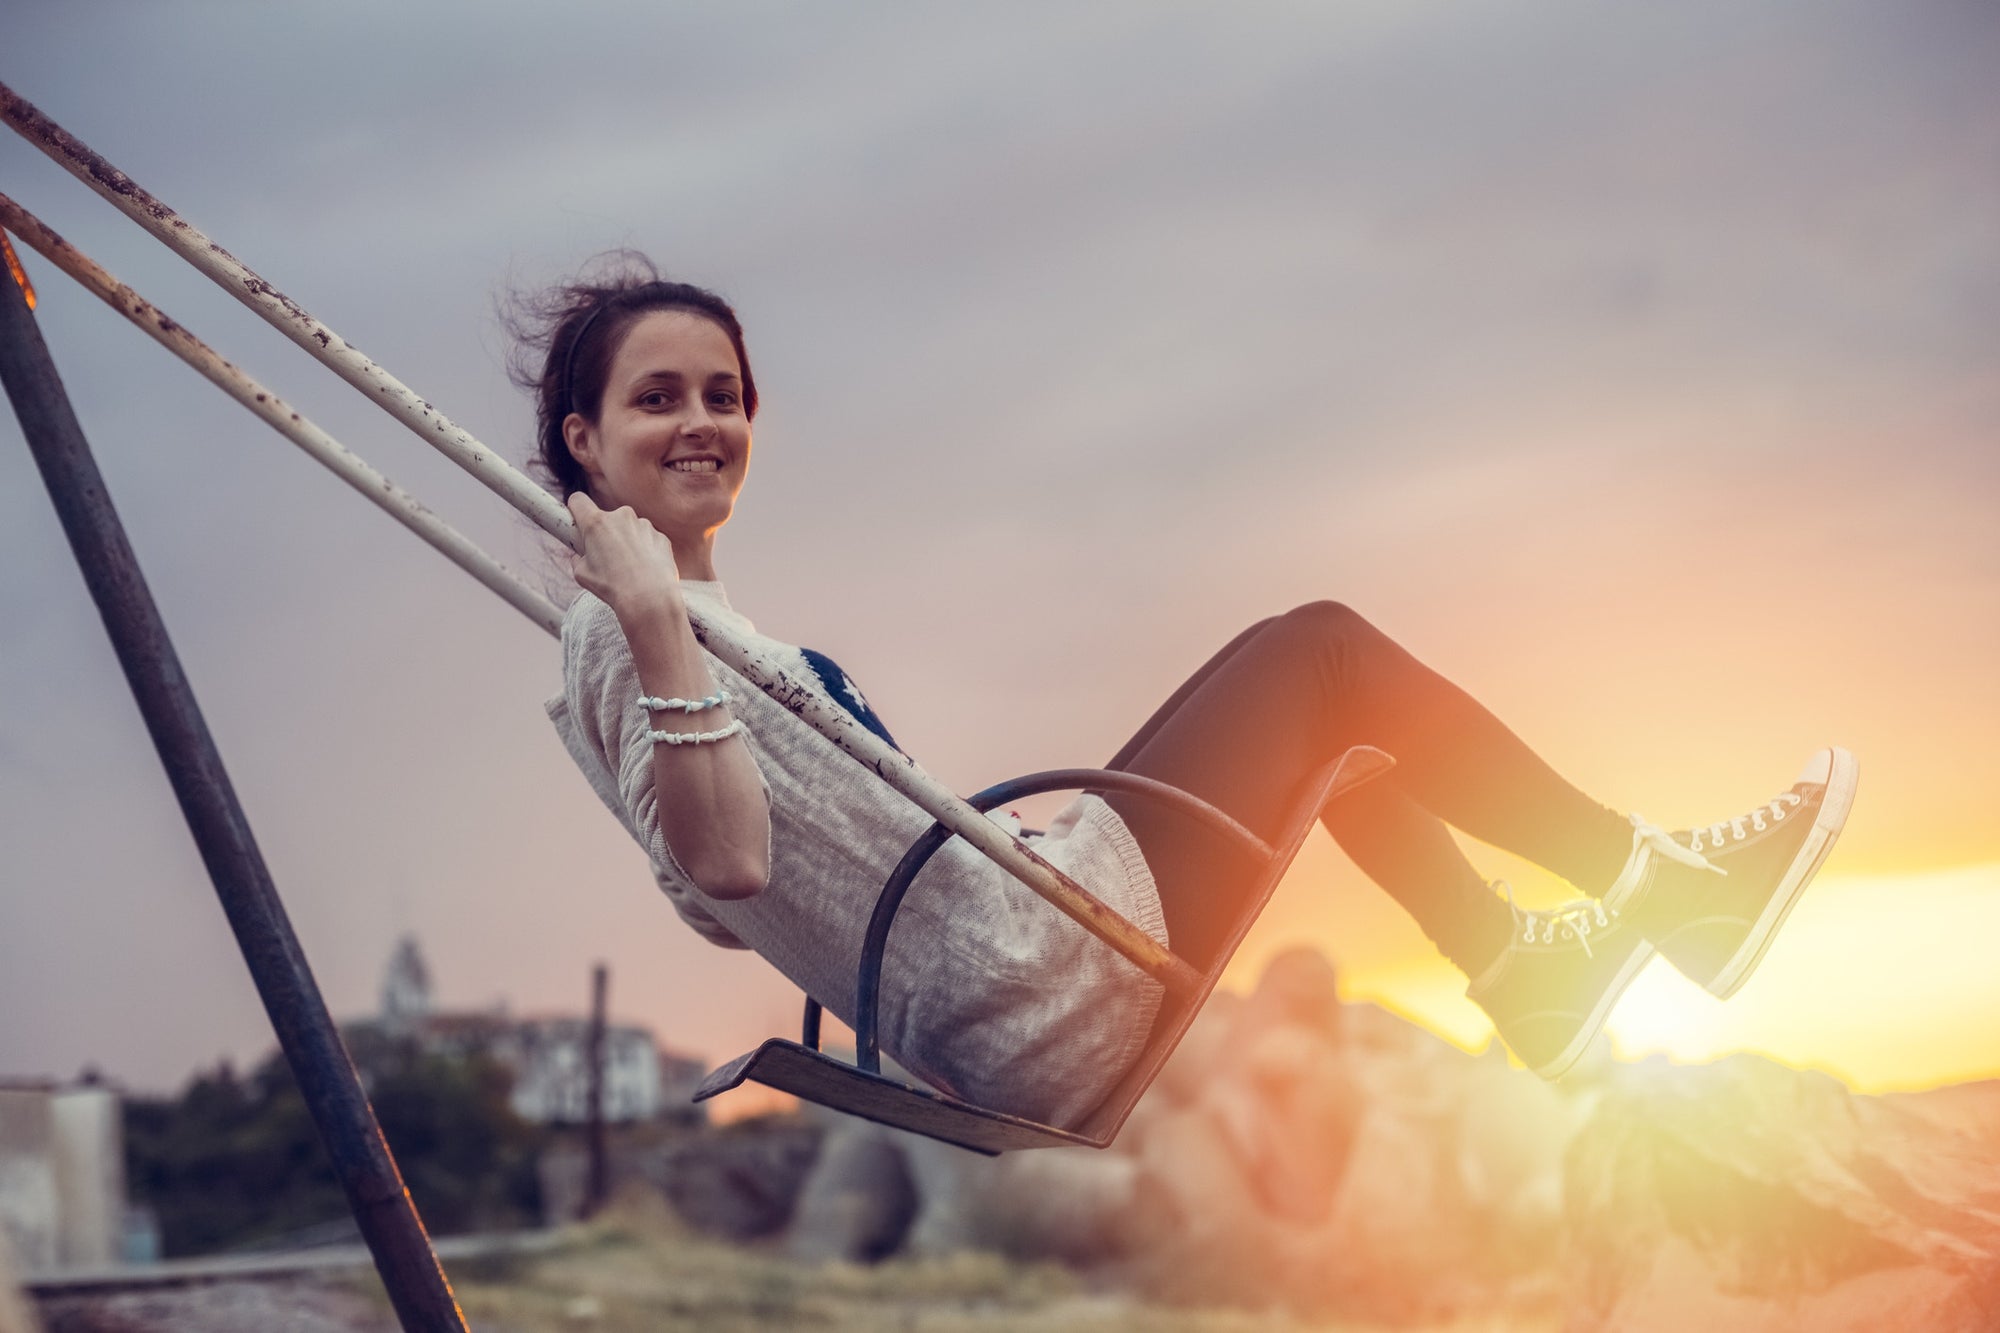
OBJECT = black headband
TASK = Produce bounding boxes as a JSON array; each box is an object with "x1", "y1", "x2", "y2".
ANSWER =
[{"x1": 562, "y1": 296, "x2": 617, "y2": 416}]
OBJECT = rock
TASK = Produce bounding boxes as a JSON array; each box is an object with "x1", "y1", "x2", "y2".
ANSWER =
[
  {"x1": 1298, "y1": 1008, "x2": 1595, "y2": 1319},
  {"x1": 1125, "y1": 1099, "x2": 1295, "y2": 1306},
  {"x1": 1582, "y1": 1234, "x2": 2000, "y2": 1333},
  {"x1": 1563, "y1": 1054, "x2": 2000, "y2": 1332},
  {"x1": 1105, "y1": 951, "x2": 1383, "y2": 1310},
  {"x1": 647, "y1": 949, "x2": 2000, "y2": 1333},
  {"x1": 1313, "y1": 1095, "x2": 1476, "y2": 1320},
  {"x1": 1880, "y1": 1079, "x2": 2000, "y2": 1153},
  {"x1": 1207, "y1": 1023, "x2": 1360, "y2": 1226},
  {"x1": 902, "y1": 1138, "x2": 1147, "y2": 1264},
  {"x1": 784, "y1": 1122, "x2": 917, "y2": 1263},
  {"x1": 583, "y1": 950, "x2": 1996, "y2": 1333},
  {"x1": 1144, "y1": 949, "x2": 1362, "y2": 1230},
  {"x1": 1454, "y1": 1043, "x2": 1591, "y2": 1230},
  {"x1": 1238, "y1": 946, "x2": 1344, "y2": 1046},
  {"x1": 1151, "y1": 992, "x2": 1243, "y2": 1110},
  {"x1": 649, "y1": 1117, "x2": 825, "y2": 1241}
]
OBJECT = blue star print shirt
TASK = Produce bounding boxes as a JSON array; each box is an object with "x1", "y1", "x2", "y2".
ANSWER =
[{"x1": 797, "y1": 646, "x2": 900, "y2": 754}]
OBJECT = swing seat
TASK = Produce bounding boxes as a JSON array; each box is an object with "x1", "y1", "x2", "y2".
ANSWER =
[{"x1": 694, "y1": 744, "x2": 1394, "y2": 1154}]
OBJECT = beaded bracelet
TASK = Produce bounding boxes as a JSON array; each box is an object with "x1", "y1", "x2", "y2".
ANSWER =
[
  {"x1": 645, "y1": 718, "x2": 747, "y2": 747},
  {"x1": 637, "y1": 689, "x2": 731, "y2": 714}
]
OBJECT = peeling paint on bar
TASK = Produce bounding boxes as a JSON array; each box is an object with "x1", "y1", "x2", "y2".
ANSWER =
[
  {"x1": 0, "y1": 80, "x2": 572, "y2": 544},
  {"x1": 0, "y1": 191, "x2": 564, "y2": 637}
]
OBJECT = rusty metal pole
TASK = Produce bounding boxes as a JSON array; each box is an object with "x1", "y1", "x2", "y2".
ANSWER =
[
  {"x1": 583, "y1": 964, "x2": 609, "y2": 1219},
  {"x1": 0, "y1": 257, "x2": 467, "y2": 1332}
]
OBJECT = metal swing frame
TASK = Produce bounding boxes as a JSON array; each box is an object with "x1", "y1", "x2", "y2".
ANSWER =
[{"x1": 0, "y1": 80, "x2": 1390, "y2": 1332}]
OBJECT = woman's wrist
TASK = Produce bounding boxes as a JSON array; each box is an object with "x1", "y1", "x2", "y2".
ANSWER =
[{"x1": 608, "y1": 585, "x2": 687, "y2": 637}]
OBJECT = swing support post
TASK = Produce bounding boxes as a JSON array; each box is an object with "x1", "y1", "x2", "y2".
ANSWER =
[{"x1": 0, "y1": 259, "x2": 467, "y2": 1331}]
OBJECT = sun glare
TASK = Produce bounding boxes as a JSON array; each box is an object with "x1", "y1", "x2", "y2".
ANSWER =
[
  {"x1": 1337, "y1": 959, "x2": 1496, "y2": 1056},
  {"x1": 1602, "y1": 864, "x2": 2000, "y2": 1091},
  {"x1": 1239, "y1": 855, "x2": 2000, "y2": 1094}
]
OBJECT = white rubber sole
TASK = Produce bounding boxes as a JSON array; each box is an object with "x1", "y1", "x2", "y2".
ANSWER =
[
  {"x1": 1534, "y1": 939, "x2": 1656, "y2": 1079},
  {"x1": 1704, "y1": 746, "x2": 1859, "y2": 999}
]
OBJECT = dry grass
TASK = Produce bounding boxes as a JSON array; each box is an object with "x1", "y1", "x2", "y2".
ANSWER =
[{"x1": 378, "y1": 1192, "x2": 1557, "y2": 1333}]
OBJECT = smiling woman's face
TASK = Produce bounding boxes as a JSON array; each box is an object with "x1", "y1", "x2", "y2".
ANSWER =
[{"x1": 563, "y1": 308, "x2": 752, "y2": 550}]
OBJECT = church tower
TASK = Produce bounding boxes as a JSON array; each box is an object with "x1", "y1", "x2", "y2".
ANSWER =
[{"x1": 380, "y1": 934, "x2": 432, "y2": 1038}]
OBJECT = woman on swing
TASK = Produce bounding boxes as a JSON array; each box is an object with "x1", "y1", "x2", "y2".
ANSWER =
[{"x1": 527, "y1": 261, "x2": 1857, "y2": 1128}]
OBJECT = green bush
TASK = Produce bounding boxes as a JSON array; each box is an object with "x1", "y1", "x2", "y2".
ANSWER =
[{"x1": 125, "y1": 1033, "x2": 546, "y2": 1256}]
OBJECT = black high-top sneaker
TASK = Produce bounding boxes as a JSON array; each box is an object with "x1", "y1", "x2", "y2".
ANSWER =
[
  {"x1": 1606, "y1": 747, "x2": 1858, "y2": 999},
  {"x1": 1465, "y1": 884, "x2": 1654, "y2": 1080}
]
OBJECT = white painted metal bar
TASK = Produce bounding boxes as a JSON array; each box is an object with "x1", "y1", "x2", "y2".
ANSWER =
[
  {"x1": 0, "y1": 81, "x2": 1198, "y2": 993},
  {"x1": 0, "y1": 192, "x2": 564, "y2": 636},
  {"x1": 0, "y1": 83, "x2": 572, "y2": 546}
]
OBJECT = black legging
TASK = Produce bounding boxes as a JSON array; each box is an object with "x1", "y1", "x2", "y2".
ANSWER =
[{"x1": 1101, "y1": 601, "x2": 1632, "y2": 975}]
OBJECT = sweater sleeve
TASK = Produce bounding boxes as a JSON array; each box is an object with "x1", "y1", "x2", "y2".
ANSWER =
[{"x1": 560, "y1": 593, "x2": 770, "y2": 950}]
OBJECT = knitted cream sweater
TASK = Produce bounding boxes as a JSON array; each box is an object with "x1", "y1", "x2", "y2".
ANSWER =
[{"x1": 545, "y1": 581, "x2": 1166, "y2": 1129}]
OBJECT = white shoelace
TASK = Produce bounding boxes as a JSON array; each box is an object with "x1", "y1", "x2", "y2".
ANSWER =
[
  {"x1": 1627, "y1": 811, "x2": 1730, "y2": 876},
  {"x1": 1496, "y1": 881, "x2": 1619, "y2": 958},
  {"x1": 1685, "y1": 792, "x2": 1805, "y2": 854}
]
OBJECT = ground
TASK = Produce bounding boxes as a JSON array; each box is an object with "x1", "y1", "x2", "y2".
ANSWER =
[{"x1": 35, "y1": 1194, "x2": 1558, "y2": 1333}]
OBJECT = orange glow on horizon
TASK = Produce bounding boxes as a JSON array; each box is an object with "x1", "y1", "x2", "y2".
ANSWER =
[
  {"x1": 1603, "y1": 863, "x2": 2000, "y2": 1091},
  {"x1": 1228, "y1": 860, "x2": 2000, "y2": 1094},
  {"x1": 703, "y1": 1082, "x2": 799, "y2": 1125}
]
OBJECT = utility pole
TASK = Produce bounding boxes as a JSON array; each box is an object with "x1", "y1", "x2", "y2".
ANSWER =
[{"x1": 583, "y1": 963, "x2": 609, "y2": 1218}]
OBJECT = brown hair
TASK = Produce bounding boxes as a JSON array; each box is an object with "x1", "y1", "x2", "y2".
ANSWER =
[{"x1": 505, "y1": 252, "x2": 758, "y2": 499}]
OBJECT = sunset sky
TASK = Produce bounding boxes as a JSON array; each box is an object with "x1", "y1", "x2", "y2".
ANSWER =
[{"x1": 2, "y1": 3, "x2": 1996, "y2": 1106}]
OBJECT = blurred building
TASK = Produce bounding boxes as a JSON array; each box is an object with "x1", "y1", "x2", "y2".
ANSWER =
[
  {"x1": 368, "y1": 936, "x2": 705, "y2": 1126},
  {"x1": 0, "y1": 1077, "x2": 127, "y2": 1273}
]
